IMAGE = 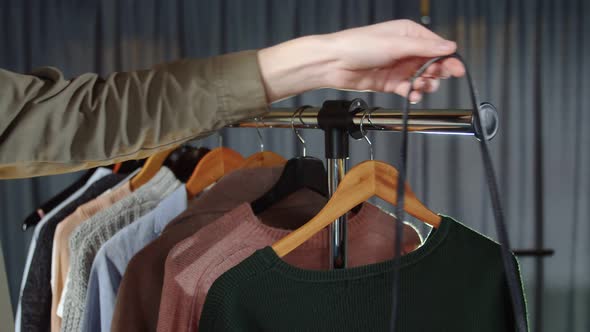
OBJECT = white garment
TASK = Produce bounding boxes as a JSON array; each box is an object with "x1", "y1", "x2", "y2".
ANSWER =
[{"x1": 14, "y1": 167, "x2": 112, "y2": 332}]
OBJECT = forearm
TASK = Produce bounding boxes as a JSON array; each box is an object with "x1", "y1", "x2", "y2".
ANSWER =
[
  {"x1": 257, "y1": 35, "x2": 338, "y2": 103},
  {"x1": 0, "y1": 51, "x2": 267, "y2": 179}
]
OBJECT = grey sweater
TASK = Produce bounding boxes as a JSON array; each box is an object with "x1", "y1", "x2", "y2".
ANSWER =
[{"x1": 60, "y1": 167, "x2": 180, "y2": 332}]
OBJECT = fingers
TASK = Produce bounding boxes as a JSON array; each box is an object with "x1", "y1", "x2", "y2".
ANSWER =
[
  {"x1": 393, "y1": 77, "x2": 440, "y2": 103},
  {"x1": 396, "y1": 36, "x2": 457, "y2": 59},
  {"x1": 417, "y1": 58, "x2": 465, "y2": 79},
  {"x1": 423, "y1": 78, "x2": 440, "y2": 92},
  {"x1": 413, "y1": 77, "x2": 440, "y2": 93},
  {"x1": 440, "y1": 58, "x2": 465, "y2": 77},
  {"x1": 409, "y1": 91, "x2": 423, "y2": 104},
  {"x1": 423, "y1": 63, "x2": 450, "y2": 79},
  {"x1": 397, "y1": 19, "x2": 446, "y2": 40}
]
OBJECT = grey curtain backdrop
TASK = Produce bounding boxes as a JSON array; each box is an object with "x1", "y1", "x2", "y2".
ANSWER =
[{"x1": 0, "y1": 0, "x2": 588, "y2": 330}]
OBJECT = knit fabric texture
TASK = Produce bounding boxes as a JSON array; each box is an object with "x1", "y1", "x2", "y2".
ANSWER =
[
  {"x1": 19, "y1": 170, "x2": 121, "y2": 332},
  {"x1": 111, "y1": 166, "x2": 287, "y2": 332},
  {"x1": 157, "y1": 202, "x2": 421, "y2": 332},
  {"x1": 81, "y1": 185, "x2": 187, "y2": 332},
  {"x1": 51, "y1": 177, "x2": 132, "y2": 331},
  {"x1": 16, "y1": 168, "x2": 113, "y2": 332},
  {"x1": 200, "y1": 216, "x2": 528, "y2": 332},
  {"x1": 60, "y1": 167, "x2": 180, "y2": 332}
]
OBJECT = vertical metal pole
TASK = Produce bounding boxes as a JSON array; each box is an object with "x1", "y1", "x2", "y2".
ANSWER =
[
  {"x1": 318, "y1": 99, "x2": 362, "y2": 270},
  {"x1": 327, "y1": 158, "x2": 348, "y2": 269},
  {"x1": 532, "y1": 4, "x2": 545, "y2": 330}
]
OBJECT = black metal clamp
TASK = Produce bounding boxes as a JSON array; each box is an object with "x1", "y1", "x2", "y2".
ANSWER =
[{"x1": 317, "y1": 98, "x2": 368, "y2": 158}]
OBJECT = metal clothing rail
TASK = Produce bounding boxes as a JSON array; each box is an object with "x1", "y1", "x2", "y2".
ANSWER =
[
  {"x1": 230, "y1": 107, "x2": 498, "y2": 138},
  {"x1": 228, "y1": 99, "x2": 499, "y2": 269}
]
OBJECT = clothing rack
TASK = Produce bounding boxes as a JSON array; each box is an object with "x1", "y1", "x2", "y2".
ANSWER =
[
  {"x1": 230, "y1": 98, "x2": 499, "y2": 269},
  {"x1": 231, "y1": 106, "x2": 495, "y2": 135}
]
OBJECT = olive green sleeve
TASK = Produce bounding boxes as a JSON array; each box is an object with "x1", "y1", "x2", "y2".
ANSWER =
[{"x1": 0, "y1": 50, "x2": 268, "y2": 179}]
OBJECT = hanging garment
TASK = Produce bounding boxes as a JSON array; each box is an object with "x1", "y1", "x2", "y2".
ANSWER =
[
  {"x1": 19, "y1": 172, "x2": 126, "y2": 332},
  {"x1": 60, "y1": 167, "x2": 180, "y2": 332},
  {"x1": 157, "y1": 202, "x2": 421, "y2": 332},
  {"x1": 200, "y1": 217, "x2": 527, "y2": 332},
  {"x1": 111, "y1": 166, "x2": 289, "y2": 332},
  {"x1": 0, "y1": 238, "x2": 14, "y2": 331},
  {"x1": 50, "y1": 175, "x2": 133, "y2": 332},
  {"x1": 16, "y1": 167, "x2": 112, "y2": 332},
  {"x1": 81, "y1": 185, "x2": 187, "y2": 332},
  {"x1": 22, "y1": 168, "x2": 97, "y2": 231}
]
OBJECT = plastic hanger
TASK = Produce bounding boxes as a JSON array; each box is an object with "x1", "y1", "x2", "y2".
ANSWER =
[
  {"x1": 250, "y1": 157, "x2": 327, "y2": 214},
  {"x1": 251, "y1": 106, "x2": 328, "y2": 214},
  {"x1": 23, "y1": 156, "x2": 149, "y2": 230},
  {"x1": 129, "y1": 147, "x2": 176, "y2": 191},
  {"x1": 241, "y1": 118, "x2": 287, "y2": 168},
  {"x1": 164, "y1": 146, "x2": 211, "y2": 182},
  {"x1": 21, "y1": 168, "x2": 96, "y2": 231},
  {"x1": 185, "y1": 147, "x2": 245, "y2": 199},
  {"x1": 272, "y1": 108, "x2": 441, "y2": 257}
]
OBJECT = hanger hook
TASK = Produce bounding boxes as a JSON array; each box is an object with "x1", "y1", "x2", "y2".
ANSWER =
[
  {"x1": 217, "y1": 131, "x2": 224, "y2": 148},
  {"x1": 291, "y1": 105, "x2": 311, "y2": 157},
  {"x1": 254, "y1": 117, "x2": 264, "y2": 152},
  {"x1": 367, "y1": 108, "x2": 385, "y2": 131},
  {"x1": 360, "y1": 107, "x2": 382, "y2": 160}
]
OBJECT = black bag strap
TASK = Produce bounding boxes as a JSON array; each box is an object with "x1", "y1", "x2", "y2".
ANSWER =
[{"x1": 390, "y1": 53, "x2": 528, "y2": 332}]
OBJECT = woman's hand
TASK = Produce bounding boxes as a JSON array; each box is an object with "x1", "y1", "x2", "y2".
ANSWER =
[{"x1": 258, "y1": 19, "x2": 465, "y2": 103}]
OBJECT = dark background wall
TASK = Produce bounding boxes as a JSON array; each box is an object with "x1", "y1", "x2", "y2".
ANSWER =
[{"x1": 0, "y1": 1, "x2": 588, "y2": 330}]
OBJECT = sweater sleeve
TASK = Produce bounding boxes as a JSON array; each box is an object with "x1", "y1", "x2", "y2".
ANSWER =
[
  {"x1": 80, "y1": 246, "x2": 122, "y2": 332},
  {"x1": 199, "y1": 275, "x2": 258, "y2": 332},
  {"x1": 199, "y1": 251, "x2": 271, "y2": 332},
  {"x1": 198, "y1": 279, "x2": 237, "y2": 332},
  {"x1": 80, "y1": 257, "x2": 103, "y2": 332},
  {"x1": 507, "y1": 254, "x2": 529, "y2": 332},
  {"x1": 0, "y1": 50, "x2": 267, "y2": 179}
]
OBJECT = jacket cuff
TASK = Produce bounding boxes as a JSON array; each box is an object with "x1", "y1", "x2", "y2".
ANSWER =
[{"x1": 214, "y1": 50, "x2": 269, "y2": 123}]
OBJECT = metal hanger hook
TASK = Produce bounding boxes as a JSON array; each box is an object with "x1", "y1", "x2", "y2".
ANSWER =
[
  {"x1": 217, "y1": 131, "x2": 224, "y2": 148},
  {"x1": 367, "y1": 107, "x2": 385, "y2": 131},
  {"x1": 291, "y1": 105, "x2": 311, "y2": 157},
  {"x1": 360, "y1": 107, "x2": 381, "y2": 160},
  {"x1": 254, "y1": 117, "x2": 264, "y2": 152}
]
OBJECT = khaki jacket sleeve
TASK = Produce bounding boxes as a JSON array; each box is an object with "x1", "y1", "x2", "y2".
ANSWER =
[{"x1": 0, "y1": 50, "x2": 268, "y2": 179}]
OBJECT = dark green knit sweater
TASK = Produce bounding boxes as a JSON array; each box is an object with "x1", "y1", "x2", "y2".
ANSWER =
[{"x1": 200, "y1": 216, "x2": 528, "y2": 331}]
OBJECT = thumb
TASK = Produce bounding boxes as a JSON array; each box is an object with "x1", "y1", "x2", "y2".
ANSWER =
[{"x1": 397, "y1": 37, "x2": 457, "y2": 58}]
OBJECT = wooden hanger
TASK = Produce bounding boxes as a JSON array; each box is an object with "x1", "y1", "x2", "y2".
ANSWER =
[
  {"x1": 241, "y1": 151, "x2": 287, "y2": 169},
  {"x1": 185, "y1": 147, "x2": 245, "y2": 199},
  {"x1": 272, "y1": 160, "x2": 441, "y2": 257},
  {"x1": 129, "y1": 147, "x2": 177, "y2": 191}
]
